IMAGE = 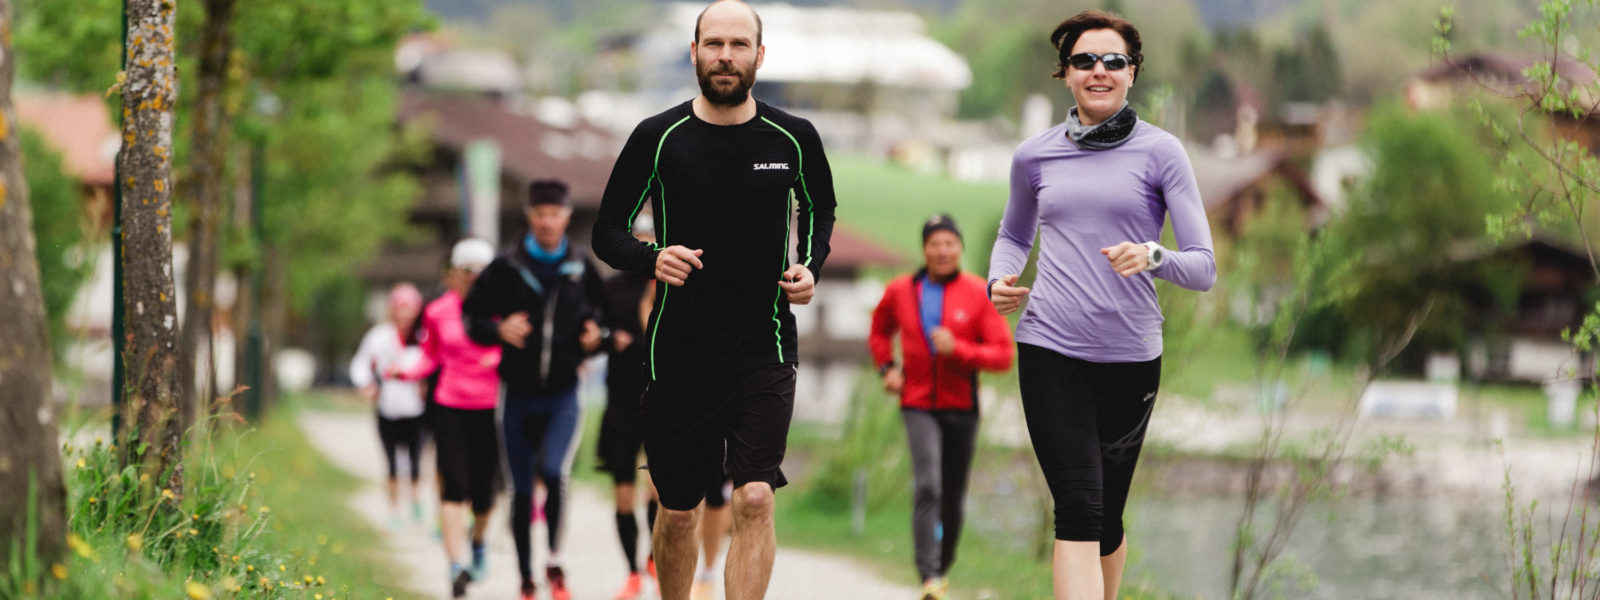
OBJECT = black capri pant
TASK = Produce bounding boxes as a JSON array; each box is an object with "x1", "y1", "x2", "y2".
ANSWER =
[
  {"x1": 432, "y1": 404, "x2": 499, "y2": 514},
  {"x1": 1017, "y1": 343, "x2": 1160, "y2": 556},
  {"x1": 376, "y1": 413, "x2": 425, "y2": 481}
]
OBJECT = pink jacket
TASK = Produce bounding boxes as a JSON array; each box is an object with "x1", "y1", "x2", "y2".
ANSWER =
[{"x1": 398, "y1": 290, "x2": 501, "y2": 410}]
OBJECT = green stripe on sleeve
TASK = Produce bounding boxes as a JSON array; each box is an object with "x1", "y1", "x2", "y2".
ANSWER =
[{"x1": 646, "y1": 115, "x2": 692, "y2": 380}]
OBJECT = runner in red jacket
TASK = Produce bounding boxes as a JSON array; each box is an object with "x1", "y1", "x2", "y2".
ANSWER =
[{"x1": 868, "y1": 214, "x2": 1013, "y2": 600}]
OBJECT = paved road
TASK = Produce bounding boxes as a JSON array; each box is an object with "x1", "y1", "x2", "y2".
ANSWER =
[{"x1": 298, "y1": 408, "x2": 918, "y2": 600}]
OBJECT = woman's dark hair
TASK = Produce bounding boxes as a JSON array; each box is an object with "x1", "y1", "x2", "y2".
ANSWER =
[{"x1": 1049, "y1": 10, "x2": 1143, "y2": 82}]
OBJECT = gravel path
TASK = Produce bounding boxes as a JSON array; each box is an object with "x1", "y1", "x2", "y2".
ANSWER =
[{"x1": 297, "y1": 408, "x2": 918, "y2": 600}]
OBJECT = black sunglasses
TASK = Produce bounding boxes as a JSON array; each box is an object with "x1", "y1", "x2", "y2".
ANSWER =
[{"x1": 1066, "y1": 52, "x2": 1133, "y2": 71}]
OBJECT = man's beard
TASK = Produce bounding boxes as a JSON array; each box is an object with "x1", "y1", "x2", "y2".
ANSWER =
[{"x1": 697, "y1": 61, "x2": 756, "y2": 106}]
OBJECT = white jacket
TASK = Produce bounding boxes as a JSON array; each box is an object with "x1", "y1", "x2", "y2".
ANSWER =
[{"x1": 349, "y1": 323, "x2": 426, "y2": 419}]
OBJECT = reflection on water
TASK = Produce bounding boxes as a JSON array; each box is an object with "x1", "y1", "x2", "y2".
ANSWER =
[{"x1": 1124, "y1": 494, "x2": 1507, "y2": 599}]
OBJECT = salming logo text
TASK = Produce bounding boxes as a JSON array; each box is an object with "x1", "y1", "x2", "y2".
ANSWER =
[{"x1": 753, "y1": 162, "x2": 790, "y2": 170}]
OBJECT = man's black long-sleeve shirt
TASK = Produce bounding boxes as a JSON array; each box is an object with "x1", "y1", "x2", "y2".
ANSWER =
[{"x1": 591, "y1": 100, "x2": 836, "y2": 380}]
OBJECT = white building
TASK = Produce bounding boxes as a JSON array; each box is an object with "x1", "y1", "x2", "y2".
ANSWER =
[{"x1": 606, "y1": 3, "x2": 973, "y2": 153}]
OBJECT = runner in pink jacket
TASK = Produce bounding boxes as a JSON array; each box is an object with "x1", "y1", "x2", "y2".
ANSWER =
[
  {"x1": 402, "y1": 287, "x2": 501, "y2": 410},
  {"x1": 391, "y1": 238, "x2": 502, "y2": 597}
]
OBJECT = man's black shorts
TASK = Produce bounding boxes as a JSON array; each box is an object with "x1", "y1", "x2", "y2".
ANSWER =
[
  {"x1": 642, "y1": 363, "x2": 796, "y2": 511},
  {"x1": 596, "y1": 379, "x2": 647, "y2": 483}
]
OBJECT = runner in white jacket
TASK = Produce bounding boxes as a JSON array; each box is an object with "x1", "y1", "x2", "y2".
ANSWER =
[{"x1": 350, "y1": 282, "x2": 428, "y2": 530}]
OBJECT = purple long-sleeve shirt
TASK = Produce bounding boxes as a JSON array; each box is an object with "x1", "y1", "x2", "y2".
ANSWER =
[{"x1": 988, "y1": 120, "x2": 1215, "y2": 363}]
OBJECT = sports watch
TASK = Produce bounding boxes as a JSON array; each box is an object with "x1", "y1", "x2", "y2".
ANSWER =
[{"x1": 1141, "y1": 241, "x2": 1166, "y2": 271}]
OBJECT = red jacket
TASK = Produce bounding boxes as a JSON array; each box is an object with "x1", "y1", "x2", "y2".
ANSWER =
[{"x1": 869, "y1": 271, "x2": 1013, "y2": 411}]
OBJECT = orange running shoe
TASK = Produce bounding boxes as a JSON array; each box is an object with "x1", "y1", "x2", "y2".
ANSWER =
[
  {"x1": 614, "y1": 573, "x2": 643, "y2": 600},
  {"x1": 547, "y1": 565, "x2": 571, "y2": 600}
]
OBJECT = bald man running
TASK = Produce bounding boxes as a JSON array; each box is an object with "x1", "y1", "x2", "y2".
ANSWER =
[{"x1": 591, "y1": 2, "x2": 837, "y2": 599}]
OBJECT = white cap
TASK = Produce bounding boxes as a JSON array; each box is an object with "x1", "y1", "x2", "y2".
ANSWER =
[{"x1": 450, "y1": 238, "x2": 496, "y2": 271}]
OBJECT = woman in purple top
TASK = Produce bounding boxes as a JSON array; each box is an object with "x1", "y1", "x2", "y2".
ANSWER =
[{"x1": 987, "y1": 10, "x2": 1215, "y2": 600}]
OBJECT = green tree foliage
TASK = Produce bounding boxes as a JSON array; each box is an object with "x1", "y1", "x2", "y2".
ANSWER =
[
  {"x1": 948, "y1": 20, "x2": 1051, "y2": 120},
  {"x1": 1313, "y1": 103, "x2": 1518, "y2": 367},
  {"x1": 21, "y1": 128, "x2": 89, "y2": 359},
  {"x1": 234, "y1": 0, "x2": 431, "y2": 318},
  {"x1": 12, "y1": 0, "x2": 120, "y2": 92},
  {"x1": 16, "y1": 0, "x2": 431, "y2": 356},
  {"x1": 1271, "y1": 23, "x2": 1341, "y2": 104},
  {"x1": 1437, "y1": 4, "x2": 1600, "y2": 595}
]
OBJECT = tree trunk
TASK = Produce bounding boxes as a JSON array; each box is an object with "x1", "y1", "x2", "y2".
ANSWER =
[
  {"x1": 180, "y1": 0, "x2": 236, "y2": 418},
  {"x1": 120, "y1": 0, "x2": 185, "y2": 497},
  {"x1": 0, "y1": 0, "x2": 67, "y2": 573}
]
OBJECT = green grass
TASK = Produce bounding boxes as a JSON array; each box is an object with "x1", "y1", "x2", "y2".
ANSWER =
[
  {"x1": 1462, "y1": 382, "x2": 1597, "y2": 437},
  {"x1": 776, "y1": 457, "x2": 1187, "y2": 600},
  {"x1": 831, "y1": 154, "x2": 1010, "y2": 267},
  {"x1": 240, "y1": 399, "x2": 424, "y2": 599},
  {"x1": 9, "y1": 398, "x2": 422, "y2": 599},
  {"x1": 778, "y1": 371, "x2": 1187, "y2": 600}
]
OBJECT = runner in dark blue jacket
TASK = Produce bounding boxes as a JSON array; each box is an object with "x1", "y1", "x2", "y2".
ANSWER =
[{"x1": 463, "y1": 179, "x2": 604, "y2": 600}]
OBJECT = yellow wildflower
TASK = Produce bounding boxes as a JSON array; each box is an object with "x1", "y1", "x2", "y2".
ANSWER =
[
  {"x1": 303, "y1": 575, "x2": 313, "y2": 585},
  {"x1": 189, "y1": 528, "x2": 198, "y2": 536},
  {"x1": 316, "y1": 575, "x2": 325, "y2": 585},
  {"x1": 50, "y1": 563, "x2": 67, "y2": 580},
  {"x1": 126, "y1": 533, "x2": 143, "y2": 550},
  {"x1": 184, "y1": 580, "x2": 210, "y2": 600},
  {"x1": 76, "y1": 458, "x2": 86, "y2": 469},
  {"x1": 67, "y1": 534, "x2": 96, "y2": 560}
]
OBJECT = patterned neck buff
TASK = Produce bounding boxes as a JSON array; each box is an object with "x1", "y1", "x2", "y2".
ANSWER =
[{"x1": 1064, "y1": 102, "x2": 1138, "y2": 150}]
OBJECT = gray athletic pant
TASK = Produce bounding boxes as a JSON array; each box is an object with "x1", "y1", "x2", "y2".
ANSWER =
[{"x1": 902, "y1": 408, "x2": 979, "y2": 581}]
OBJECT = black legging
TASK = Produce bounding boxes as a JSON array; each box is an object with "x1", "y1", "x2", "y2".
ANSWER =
[
  {"x1": 1016, "y1": 343, "x2": 1160, "y2": 556},
  {"x1": 377, "y1": 413, "x2": 424, "y2": 481}
]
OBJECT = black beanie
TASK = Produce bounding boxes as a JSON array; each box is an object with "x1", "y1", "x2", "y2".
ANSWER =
[
  {"x1": 922, "y1": 213, "x2": 962, "y2": 243},
  {"x1": 528, "y1": 179, "x2": 570, "y2": 208}
]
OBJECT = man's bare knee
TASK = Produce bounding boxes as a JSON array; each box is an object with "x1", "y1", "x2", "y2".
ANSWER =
[
  {"x1": 659, "y1": 506, "x2": 699, "y2": 535},
  {"x1": 732, "y1": 483, "x2": 774, "y2": 524}
]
